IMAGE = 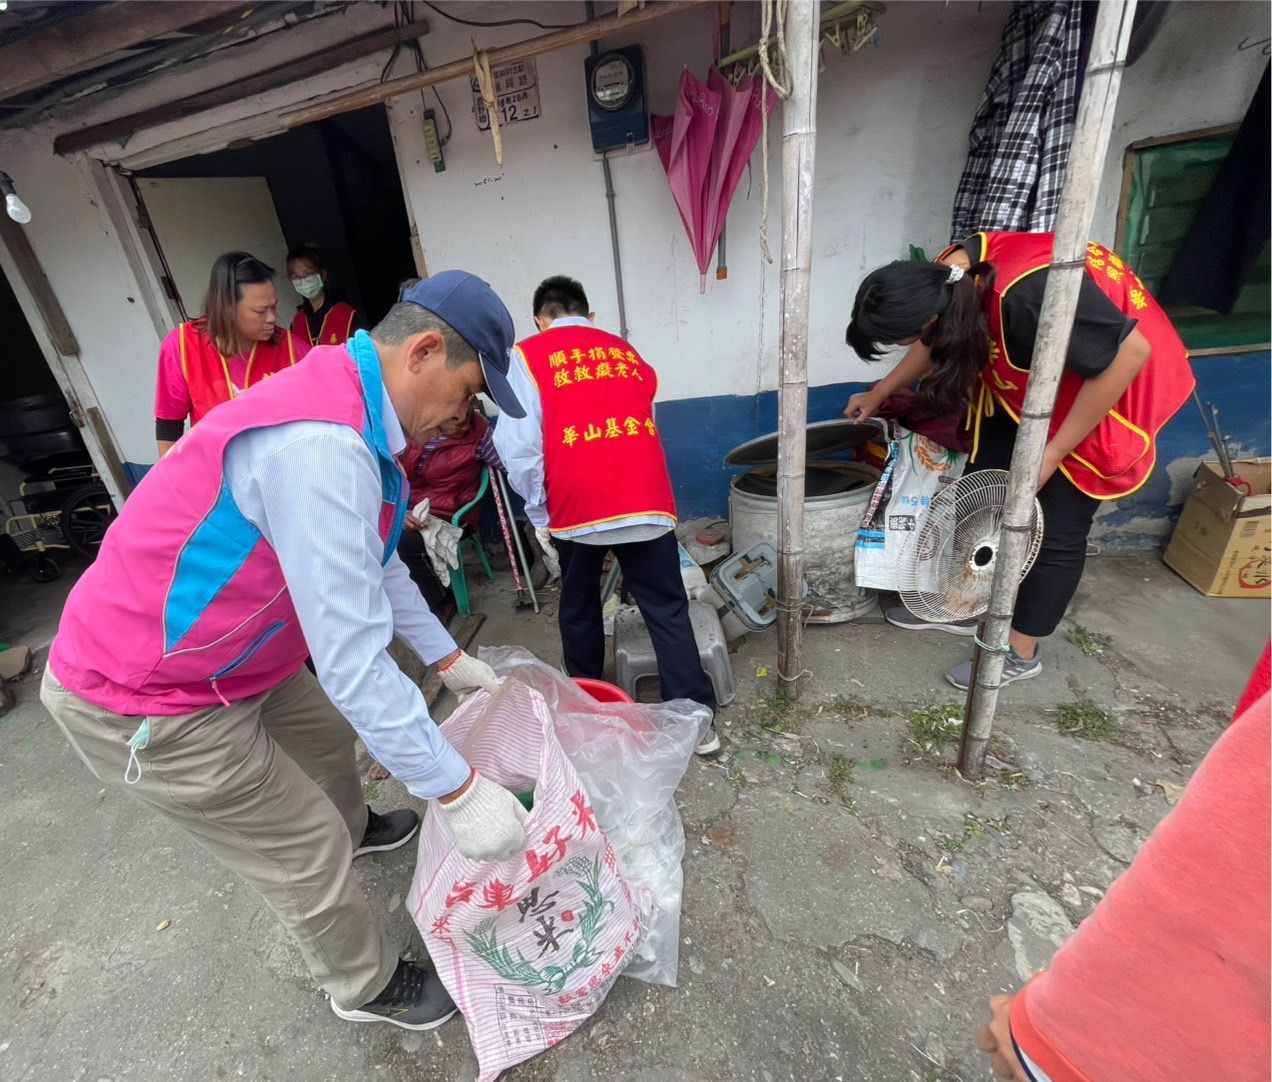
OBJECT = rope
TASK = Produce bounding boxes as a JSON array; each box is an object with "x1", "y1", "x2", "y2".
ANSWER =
[{"x1": 757, "y1": 0, "x2": 792, "y2": 263}]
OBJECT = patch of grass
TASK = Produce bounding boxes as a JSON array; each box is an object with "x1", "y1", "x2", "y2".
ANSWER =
[
  {"x1": 758, "y1": 689, "x2": 803, "y2": 734},
  {"x1": 1056, "y1": 701, "x2": 1117, "y2": 740},
  {"x1": 362, "y1": 778, "x2": 382, "y2": 803},
  {"x1": 996, "y1": 767, "x2": 1034, "y2": 790},
  {"x1": 1067, "y1": 624, "x2": 1113, "y2": 657},
  {"x1": 828, "y1": 755, "x2": 855, "y2": 788},
  {"x1": 937, "y1": 815, "x2": 984, "y2": 855},
  {"x1": 826, "y1": 754, "x2": 856, "y2": 809},
  {"x1": 827, "y1": 694, "x2": 870, "y2": 721},
  {"x1": 905, "y1": 703, "x2": 964, "y2": 755}
]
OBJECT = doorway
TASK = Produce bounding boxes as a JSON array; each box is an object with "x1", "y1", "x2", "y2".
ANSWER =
[
  {"x1": 0, "y1": 265, "x2": 114, "y2": 583},
  {"x1": 131, "y1": 104, "x2": 416, "y2": 333}
]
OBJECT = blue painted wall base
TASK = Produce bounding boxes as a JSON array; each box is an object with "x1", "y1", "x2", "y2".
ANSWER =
[{"x1": 123, "y1": 350, "x2": 1269, "y2": 553}]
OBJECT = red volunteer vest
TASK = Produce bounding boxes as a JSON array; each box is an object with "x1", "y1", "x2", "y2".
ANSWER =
[
  {"x1": 290, "y1": 301, "x2": 358, "y2": 347},
  {"x1": 180, "y1": 321, "x2": 301, "y2": 424},
  {"x1": 517, "y1": 325, "x2": 676, "y2": 533},
  {"x1": 958, "y1": 231, "x2": 1194, "y2": 500}
]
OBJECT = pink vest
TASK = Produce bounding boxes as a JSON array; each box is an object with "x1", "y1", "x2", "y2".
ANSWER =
[{"x1": 49, "y1": 334, "x2": 408, "y2": 715}]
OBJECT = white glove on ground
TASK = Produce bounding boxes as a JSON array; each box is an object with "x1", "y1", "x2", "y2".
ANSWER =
[
  {"x1": 437, "y1": 650, "x2": 500, "y2": 696},
  {"x1": 439, "y1": 772, "x2": 529, "y2": 862},
  {"x1": 534, "y1": 526, "x2": 561, "y2": 582},
  {"x1": 413, "y1": 499, "x2": 463, "y2": 585}
]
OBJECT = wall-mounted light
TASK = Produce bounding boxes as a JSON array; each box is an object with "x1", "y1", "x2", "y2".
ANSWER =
[{"x1": 0, "y1": 170, "x2": 32, "y2": 224}]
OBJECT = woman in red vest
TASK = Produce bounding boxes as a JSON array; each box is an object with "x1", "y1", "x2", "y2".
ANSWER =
[
  {"x1": 287, "y1": 244, "x2": 360, "y2": 348},
  {"x1": 845, "y1": 232, "x2": 1194, "y2": 689},
  {"x1": 155, "y1": 251, "x2": 308, "y2": 457}
]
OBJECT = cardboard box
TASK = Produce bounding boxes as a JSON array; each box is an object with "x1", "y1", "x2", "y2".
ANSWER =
[{"x1": 1163, "y1": 459, "x2": 1271, "y2": 598}]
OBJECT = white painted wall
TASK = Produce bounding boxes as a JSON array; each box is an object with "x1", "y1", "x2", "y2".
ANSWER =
[
  {"x1": 388, "y1": 0, "x2": 1008, "y2": 404},
  {"x1": 0, "y1": 1, "x2": 1261, "y2": 467}
]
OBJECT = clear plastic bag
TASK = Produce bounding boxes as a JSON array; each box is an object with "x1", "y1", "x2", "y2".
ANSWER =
[{"x1": 480, "y1": 646, "x2": 710, "y2": 987}]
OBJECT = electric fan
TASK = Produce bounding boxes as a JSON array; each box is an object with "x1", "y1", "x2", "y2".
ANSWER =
[{"x1": 896, "y1": 469, "x2": 1044, "y2": 623}]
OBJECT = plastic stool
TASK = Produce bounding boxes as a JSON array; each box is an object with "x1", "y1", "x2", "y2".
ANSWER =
[{"x1": 613, "y1": 600, "x2": 736, "y2": 708}]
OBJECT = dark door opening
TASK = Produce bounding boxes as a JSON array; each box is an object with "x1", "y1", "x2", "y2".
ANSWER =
[
  {"x1": 0, "y1": 267, "x2": 112, "y2": 585},
  {"x1": 135, "y1": 104, "x2": 416, "y2": 331}
]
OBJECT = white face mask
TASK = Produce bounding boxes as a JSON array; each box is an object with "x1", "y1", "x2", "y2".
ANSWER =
[{"x1": 292, "y1": 274, "x2": 324, "y2": 300}]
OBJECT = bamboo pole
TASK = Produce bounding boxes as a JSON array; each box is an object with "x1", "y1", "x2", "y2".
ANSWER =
[
  {"x1": 957, "y1": 0, "x2": 1138, "y2": 779},
  {"x1": 279, "y1": 0, "x2": 702, "y2": 130},
  {"x1": 776, "y1": 1, "x2": 820, "y2": 700}
]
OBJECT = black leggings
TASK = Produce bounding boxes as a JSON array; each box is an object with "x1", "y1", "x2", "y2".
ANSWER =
[{"x1": 969, "y1": 408, "x2": 1100, "y2": 639}]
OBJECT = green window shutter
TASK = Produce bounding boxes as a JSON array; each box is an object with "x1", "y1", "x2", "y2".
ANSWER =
[{"x1": 1121, "y1": 131, "x2": 1270, "y2": 352}]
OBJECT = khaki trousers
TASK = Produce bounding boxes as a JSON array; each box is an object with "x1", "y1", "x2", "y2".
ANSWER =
[{"x1": 41, "y1": 664, "x2": 397, "y2": 1009}]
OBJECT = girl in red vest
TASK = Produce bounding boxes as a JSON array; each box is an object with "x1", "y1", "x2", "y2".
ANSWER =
[
  {"x1": 287, "y1": 244, "x2": 361, "y2": 348},
  {"x1": 845, "y1": 232, "x2": 1194, "y2": 689},
  {"x1": 155, "y1": 251, "x2": 308, "y2": 457}
]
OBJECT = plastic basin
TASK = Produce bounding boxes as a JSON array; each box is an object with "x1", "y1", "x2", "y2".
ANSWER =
[{"x1": 571, "y1": 677, "x2": 633, "y2": 704}]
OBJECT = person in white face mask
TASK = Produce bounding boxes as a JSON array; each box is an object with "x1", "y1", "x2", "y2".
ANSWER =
[{"x1": 287, "y1": 243, "x2": 362, "y2": 347}]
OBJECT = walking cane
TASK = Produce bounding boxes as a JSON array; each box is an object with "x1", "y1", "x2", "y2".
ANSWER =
[
  {"x1": 491, "y1": 467, "x2": 540, "y2": 614},
  {"x1": 488, "y1": 466, "x2": 527, "y2": 601}
]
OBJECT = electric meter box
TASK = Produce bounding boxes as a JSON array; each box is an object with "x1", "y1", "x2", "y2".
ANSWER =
[{"x1": 584, "y1": 46, "x2": 649, "y2": 154}]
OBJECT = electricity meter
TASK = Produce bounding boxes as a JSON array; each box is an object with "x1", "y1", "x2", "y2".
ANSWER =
[{"x1": 584, "y1": 46, "x2": 648, "y2": 154}]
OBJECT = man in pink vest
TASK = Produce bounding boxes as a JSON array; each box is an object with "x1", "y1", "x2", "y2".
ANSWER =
[{"x1": 41, "y1": 272, "x2": 531, "y2": 1034}]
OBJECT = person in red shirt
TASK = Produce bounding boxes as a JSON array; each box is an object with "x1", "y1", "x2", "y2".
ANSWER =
[
  {"x1": 155, "y1": 251, "x2": 309, "y2": 457},
  {"x1": 977, "y1": 647, "x2": 1270, "y2": 1082},
  {"x1": 397, "y1": 405, "x2": 503, "y2": 618},
  {"x1": 286, "y1": 244, "x2": 361, "y2": 348}
]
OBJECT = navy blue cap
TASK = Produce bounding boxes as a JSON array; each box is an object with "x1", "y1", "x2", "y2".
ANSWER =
[{"x1": 399, "y1": 270, "x2": 524, "y2": 418}]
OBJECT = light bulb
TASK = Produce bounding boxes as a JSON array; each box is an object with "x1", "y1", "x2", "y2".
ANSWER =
[{"x1": 5, "y1": 193, "x2": 31, "y2": 224}]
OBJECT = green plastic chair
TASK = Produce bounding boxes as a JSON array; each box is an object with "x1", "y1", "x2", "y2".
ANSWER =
[{"x1": 447, "y1": 465, "x2": 494, "y2": 617}]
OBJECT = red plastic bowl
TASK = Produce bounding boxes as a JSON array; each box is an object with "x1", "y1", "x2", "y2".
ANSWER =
[{"x1": 571, "y1": 677, "x2": 633, "y2": 704}]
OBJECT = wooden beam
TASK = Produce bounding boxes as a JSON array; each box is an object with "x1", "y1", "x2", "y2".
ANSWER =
[
  {"x1": 0, "y1": 215, "x2": 80, "y2": 357},
  {"x1": 0, "y1": 2, "x2": 249, "y2": 101},
  {"x1": 281, "y1": 0, "x2": 703, "y2": 129},
  {"x1": 56, "y1": 18, "x2": 432, "y2": 156}
]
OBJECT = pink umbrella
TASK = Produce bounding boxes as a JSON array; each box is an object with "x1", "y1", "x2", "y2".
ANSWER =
[{"x1": 654, "y1": 68, "x2": 781, "y2": 293}]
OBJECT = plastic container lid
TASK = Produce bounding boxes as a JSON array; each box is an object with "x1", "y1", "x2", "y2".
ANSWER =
[{"x1": 723, "y1": 418, "x2": 883, "y2": 468}]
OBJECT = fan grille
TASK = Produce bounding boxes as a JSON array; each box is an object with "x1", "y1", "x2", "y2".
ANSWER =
[{"x1": 897, "y1": 470, "x2": 1044, "y2": 622}]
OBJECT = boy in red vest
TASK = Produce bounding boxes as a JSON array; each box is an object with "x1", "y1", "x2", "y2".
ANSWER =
[{"x1": 493, "y1": 276, "x2": 720, "y2": 754}]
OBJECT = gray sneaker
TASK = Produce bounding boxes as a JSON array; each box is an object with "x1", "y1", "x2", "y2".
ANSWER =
[
  {"x1": 885, "y1": 606, "x2": 977, "y2": 637},
  {"x1": 331, "y1": 958, "x2": 457, "y2": 1031},
  {"x1": 945, "y1": 647, "x2": 1042, "y2": 691},
  {"x1": 695, "y1": 723, "x2": 721, "y2": 756}
]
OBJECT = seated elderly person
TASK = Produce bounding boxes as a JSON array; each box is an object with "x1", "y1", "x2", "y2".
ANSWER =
[{"x1": 397, "y1": 405, "x2": 503, "y2": 620}]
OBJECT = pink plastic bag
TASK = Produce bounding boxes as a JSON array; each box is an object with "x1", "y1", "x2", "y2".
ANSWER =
[{"x1": 407, "y1": 680, "x2": 641, "y2": 1081}]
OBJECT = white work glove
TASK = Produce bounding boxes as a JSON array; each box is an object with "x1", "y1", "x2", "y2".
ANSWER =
[
  {"x1": 437, "y1": 650, "x2": 500, "y2": 696},
  {"x1": 439, "y1": 772, "x2": 529, "y2": 862},
  {"x1": 413, "y1": 499, "x2": 463, "y2": 586},
  {"x1": 534, "y1": 526, "x2": 561, "y2": 583}
]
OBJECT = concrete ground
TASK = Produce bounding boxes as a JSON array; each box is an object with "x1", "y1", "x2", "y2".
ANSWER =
[{"x1": 0, "y1": 548, "x2": 1265, "y2": 1082}]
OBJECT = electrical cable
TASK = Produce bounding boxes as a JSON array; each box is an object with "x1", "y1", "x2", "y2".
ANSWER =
[
  {"x1": 419, "y1": 1, "x2": 583, "y2": 32},
  {"x1": 380, "y1": 1, "x2": 453, "y2": 144}
]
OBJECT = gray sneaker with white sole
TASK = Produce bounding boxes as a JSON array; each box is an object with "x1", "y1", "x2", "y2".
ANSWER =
[
  {"x1": 945, "y1": 647, "x2": 1042, "y2": 691},
  {"x1": 885, "y1": 606, "x2": 978, "y2": 637}
]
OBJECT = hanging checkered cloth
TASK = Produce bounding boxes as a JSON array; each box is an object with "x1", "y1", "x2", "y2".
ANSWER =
[{"x1": 950, "y1": 1, "x2": 1083, "y2": 240}]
